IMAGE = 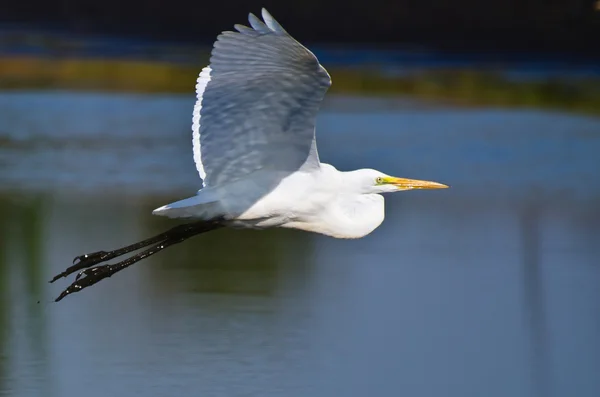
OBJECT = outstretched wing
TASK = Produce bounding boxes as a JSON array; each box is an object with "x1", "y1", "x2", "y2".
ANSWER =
[{"x1": 192, "y1": 8, "x2": 331, "y2": 187}]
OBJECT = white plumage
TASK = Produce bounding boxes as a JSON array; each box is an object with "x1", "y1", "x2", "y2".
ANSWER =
[
  {"x1": 192, "y1": 66, "x2": 212, "y2": 184},
  {"x1": 153, "y1": 8, "x2": 447, "y2": 238}
]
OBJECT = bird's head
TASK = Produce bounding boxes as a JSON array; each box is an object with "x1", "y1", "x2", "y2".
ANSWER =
[{"x1": 352, "y1": 169, "x2": 449, "y2": 194}]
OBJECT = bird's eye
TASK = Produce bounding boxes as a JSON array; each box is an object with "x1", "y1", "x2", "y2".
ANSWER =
[{"x1": 375, "y1": 177, "x2": 384, "y2": 184}]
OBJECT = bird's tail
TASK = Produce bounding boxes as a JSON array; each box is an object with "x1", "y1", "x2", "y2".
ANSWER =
[{"x1": 152, "y1": 189, "x2": 221, "y2": 219}]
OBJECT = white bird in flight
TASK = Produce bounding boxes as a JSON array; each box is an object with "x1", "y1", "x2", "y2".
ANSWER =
[{"x1": 50, "y1": 8, "x2": 448, "y2": 301}]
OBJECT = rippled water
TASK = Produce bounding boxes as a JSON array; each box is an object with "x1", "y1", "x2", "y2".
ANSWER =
[{"x1": 0, "y1": 91, "x2": 599, "y2": 397}]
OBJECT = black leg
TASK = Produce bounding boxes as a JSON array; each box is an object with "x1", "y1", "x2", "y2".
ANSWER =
[
  {"x1": 51, "y1": 220, "x2": 222, "y2": 302},
  {"x1": 49, "y1": 222, "x2": 215, "y2": 283}
]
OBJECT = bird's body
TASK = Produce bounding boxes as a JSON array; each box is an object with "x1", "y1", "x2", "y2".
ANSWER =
[
  {"x1": 154, "y1": 164, "x2": 386, "y2": 238},
  {"x1": 50, "y1": 8, "x2": 448, "y2": 301}
]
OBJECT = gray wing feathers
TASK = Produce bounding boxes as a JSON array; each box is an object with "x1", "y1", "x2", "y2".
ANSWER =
[
  {"x1": 235, "y1": 9, "x2": 287, "y2": 36},
  {"x1": 197, "y1": 8, "x2": 331, "y2": 187},
  {"x1": 261, "y1": 8, "x2": 288, "y2": 34},
  {"x1": 247, "y1": 13, "x2": 272, "y2": 34},
  {"x1": 233, "y1": 24, "x2": 259, "y2": 36}
]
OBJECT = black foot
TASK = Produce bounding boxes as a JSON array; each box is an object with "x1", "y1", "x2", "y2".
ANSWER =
[
  {"x1": 53, "y1": 238, "x2": 176, "y2": 302},
  {"x1": 54, "y1": 264, "x2": 118, "y2": 302},
  {"x1": 51, "y1": 220, "x2": 222, "y2": 302},
  {"x1": 49, "y1": 251, "x2": 110, "y2": 283},
  {"x1": 73, "y1": 251, "x2": 109, "y2": 265}
]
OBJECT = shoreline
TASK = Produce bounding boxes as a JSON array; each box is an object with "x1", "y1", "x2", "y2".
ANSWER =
[{"x1": 1, "y1": 56, "x2": 599, "y2": 116}]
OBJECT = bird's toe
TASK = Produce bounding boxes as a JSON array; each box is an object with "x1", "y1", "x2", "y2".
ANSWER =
[{"x1": 73, "y1": 251, "x2": 108, "y2": 265}]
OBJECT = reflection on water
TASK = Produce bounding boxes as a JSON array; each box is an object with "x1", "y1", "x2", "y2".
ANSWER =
[
  {"x1": 0, "y1": 92, "x2": 599, "y2": 397},
  {"x1": 519, "y1": 199, "x2": 550, "y2": 397}
]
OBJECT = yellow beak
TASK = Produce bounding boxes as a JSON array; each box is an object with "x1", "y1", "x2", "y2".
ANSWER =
[{"x1": 386, "y1": 177, "x2": 449, "y2": 190}]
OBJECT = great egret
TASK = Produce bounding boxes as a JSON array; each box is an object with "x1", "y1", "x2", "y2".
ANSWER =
[{"x1": 50, "y1": 8, "x2": 448, "y2": 302}]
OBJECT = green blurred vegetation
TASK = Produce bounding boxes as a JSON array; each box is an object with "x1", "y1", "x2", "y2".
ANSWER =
[
  {"x1": 1, "y1": 56, "x2": 599, "y2": 115},
  {"x1": 0, "y1": 191, "x2": 314, "y2": 302},
  {"x1": 0, "y1": 196, "x2": 8, "y2": 394},
  {"x1": 335, "y1": 69, "x2": 600, "y2": 115},
  {"x1": 0, "y1": 193, "x2": 50, "y2": 393},
  {"x1": 0, "y1": 56, "x2": 209, "y2": 93}
]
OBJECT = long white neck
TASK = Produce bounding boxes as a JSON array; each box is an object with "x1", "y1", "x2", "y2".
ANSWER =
[{"x1": 282, "y1": 165, "x2": 386, "y2": 239}]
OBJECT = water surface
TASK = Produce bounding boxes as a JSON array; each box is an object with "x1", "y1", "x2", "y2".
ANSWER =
[{"x1": 0, "y1": 91, "x2": 599, "y2": 397}]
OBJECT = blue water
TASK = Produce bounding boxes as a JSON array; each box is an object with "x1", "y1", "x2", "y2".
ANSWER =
[
  {"x1": 1, "y1": 92, "x2": 599, "y2": 198},
  {"x1": 0, "y1": 91, "x2": 599, "y2": 397}
]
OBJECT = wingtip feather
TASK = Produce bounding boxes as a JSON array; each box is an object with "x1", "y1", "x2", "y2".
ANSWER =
[
  {"x1": 248, "y1": 12, "x2": 270, "y2": 34},
  {"x1": 261, "y1": 8, "x2": 287, "y2": 34},
  {"x1": 234, "y1": 23, "x2": 258, "y2": 36}
]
